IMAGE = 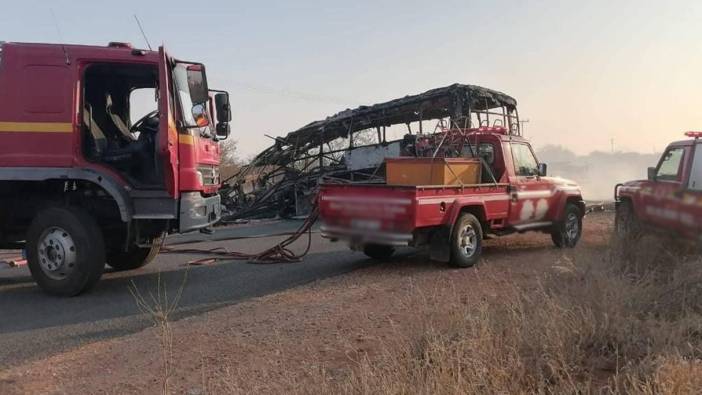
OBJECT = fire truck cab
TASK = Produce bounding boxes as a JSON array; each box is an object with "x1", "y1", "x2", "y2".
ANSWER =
[{"x1": 0, "y1": 41, "x2": 231, "y2": 295}]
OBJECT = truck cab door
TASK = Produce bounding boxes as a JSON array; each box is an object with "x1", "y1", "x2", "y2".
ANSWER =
[
  {"x1": 507, "y1": 142, "x2": 553, "y2": 225},
  {"x1": 158, "y1": 46, "x2": 179, "y2": 197},
  {"x1": 641, "y1": 146, "x2": 688, "y2": 232}
]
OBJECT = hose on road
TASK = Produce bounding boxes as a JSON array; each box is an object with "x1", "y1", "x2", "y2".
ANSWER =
[{"x1": 160, "y1": 205, "x2": 319, "y2": 265}]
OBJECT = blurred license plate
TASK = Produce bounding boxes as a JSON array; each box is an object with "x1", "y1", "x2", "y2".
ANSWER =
[{"x1": 351, "y1": 219, "x2": 380, "y2": 231}]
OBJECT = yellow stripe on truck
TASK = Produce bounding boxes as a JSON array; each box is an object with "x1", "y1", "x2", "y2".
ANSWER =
[
  {"x1": 179, "y1": 134, "x2": 195, "y2": 145},
  {"x1": 0, "y1": 122, "x2": 73, "y2": 133}
]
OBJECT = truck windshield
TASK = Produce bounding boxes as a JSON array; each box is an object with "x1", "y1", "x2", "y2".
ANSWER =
[{"x1": 172, "y1": 63, "x2": 212, "y2": 134}]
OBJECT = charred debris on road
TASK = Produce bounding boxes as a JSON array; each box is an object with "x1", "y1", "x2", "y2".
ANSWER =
[{"x1": 219, "y1": 84, "x2": 521, "y2": 221}]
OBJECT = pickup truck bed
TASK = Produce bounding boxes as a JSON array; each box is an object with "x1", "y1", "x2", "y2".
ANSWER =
[{"x1": 320, "y1": 183, "x2": 511, "y2": 246}]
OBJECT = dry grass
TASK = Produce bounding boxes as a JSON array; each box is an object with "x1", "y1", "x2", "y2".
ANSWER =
[
  {"x1": 291, "y1": 238, "x2": 702, "y2": 394},
  {"x1": 129, "y1": 271, "x2": 189, "y2": 395}
]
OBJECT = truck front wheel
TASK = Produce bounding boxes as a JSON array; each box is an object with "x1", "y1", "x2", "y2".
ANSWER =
[
  {"x1": 107, "y1": 236, "x2": 163, "y2": 271},
  {"x1": 26, "y1": 207, "x2": 106, "y2": 296},
  {"x1": 551, "y1": 203, "x2": 582, "y2": 248},
  {"x1": 450, "y1": 213, "x2": 483, "y2": 268}
]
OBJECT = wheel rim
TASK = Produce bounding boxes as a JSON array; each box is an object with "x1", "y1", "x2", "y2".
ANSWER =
[
  {"x1": 459, "y1": 225, "x2": 478, "y2": 257},
  {"x1": 37, "y1": 227, "x2": 77, "y2": 280},
  {"x1": 565, "y1": 213, "x2": 579, "y2": 241}
]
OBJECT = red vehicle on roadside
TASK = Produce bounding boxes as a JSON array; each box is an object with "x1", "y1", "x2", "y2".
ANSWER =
[
  {"x1": 318, "y1": 85, "x2": 586, "y2": 267},
  {"x1": 615, "y1": 132, "x2": 702, "y2": 243},
  {"x1": 0, "y1": 41, "x2": 231, "y2": 295}
]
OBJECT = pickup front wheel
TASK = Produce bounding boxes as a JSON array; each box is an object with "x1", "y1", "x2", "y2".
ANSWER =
[
  {"x1": 450, "y1": 213, "x2": 483, "y2": 268},
  {"x1": 551, "y1": 203, "x2": 582, "y2": 248},
  {"x1": 614, "y1": 200, "x2": 641, "y2": 241}
]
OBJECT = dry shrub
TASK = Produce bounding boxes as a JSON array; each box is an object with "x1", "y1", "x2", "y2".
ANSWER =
[{"x1": 329, "y1": 239, "x2": 702, "y2": 394}]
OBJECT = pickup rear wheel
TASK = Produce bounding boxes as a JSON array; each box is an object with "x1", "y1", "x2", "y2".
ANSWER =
[
  {"x1": 26, "y1": 207, "x2": 105, "y2": 296},
  {"x1": 551, "y1": 203, "x2": 582, "y2": 248},
  {"x1": 450, "y1": 213, "x2": 483, "y2": 268},
  {"x1": 363, "y1": 244, "x2": 395, "y2": 261},
  {"x1": 107, "y1": 236, "x2": 163, "y2": 271}
]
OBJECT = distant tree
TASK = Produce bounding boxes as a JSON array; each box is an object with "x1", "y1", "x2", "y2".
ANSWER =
[{"x1": 220, "y1": 140, "x2": 241, "y2": 181}]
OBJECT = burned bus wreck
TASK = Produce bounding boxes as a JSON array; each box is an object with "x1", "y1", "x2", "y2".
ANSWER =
[{"x1": 220, "y1": 84, "x2": 520, "y2": 220}]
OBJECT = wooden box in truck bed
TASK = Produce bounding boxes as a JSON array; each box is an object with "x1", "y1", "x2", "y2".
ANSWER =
[{"x1": 385, "y1": 158, "x2": 481, "y2": 186}]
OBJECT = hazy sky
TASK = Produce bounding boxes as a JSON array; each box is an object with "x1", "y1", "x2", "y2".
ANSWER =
[{"x1": 2, "y1": 0, "x2": 701, "y2": 157}]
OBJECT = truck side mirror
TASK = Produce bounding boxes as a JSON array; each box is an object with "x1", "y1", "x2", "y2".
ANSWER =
[
  {"x1": 647, "y1": 166, "x2": 657, "y2": 181},
  {"x1": 214, "y1": 92, "x2": 231, "y2": 140},
  {"x1": 216, "y1": 123, "x2": 231, "y2": 140},
  {"x1": 538, "y1": 163, "x2": 548, "y2": 177},
  {"x1": 215, "y1": 93, "x2": 232, "y2": 123}
]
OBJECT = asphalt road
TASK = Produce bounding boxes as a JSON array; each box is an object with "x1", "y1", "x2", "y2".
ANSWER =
[{"x1": 0, "y1": 220, "x2": 375, "y2": 367}]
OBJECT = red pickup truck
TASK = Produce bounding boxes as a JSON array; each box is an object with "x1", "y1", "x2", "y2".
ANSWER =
[
  {"x1": 319, "y1": 127, "x2": 586, "y2": 267},
  {"x1": 615, "y1": 132, "x2": 702, "y2": 243}
]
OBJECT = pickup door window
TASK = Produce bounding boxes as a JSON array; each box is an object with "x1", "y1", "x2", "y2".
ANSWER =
[
  {"x1": 512, "y1": 143, "x2": 539, "y2": 176},
  {"x1": 656, "y1": 147, "x2": 685, "y2": 181}
]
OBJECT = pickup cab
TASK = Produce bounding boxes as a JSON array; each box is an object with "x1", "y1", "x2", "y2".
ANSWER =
[
  {"x1": 615, "y1": 132, "x2": 702, "y2": 243},
  {"x1": 319, "y1": 127, "x2": 586, "y2": 267}
]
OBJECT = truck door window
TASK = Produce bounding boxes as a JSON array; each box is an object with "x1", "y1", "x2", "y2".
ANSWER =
[
  {"x1": 656, "y1": 147, "x2": 685, "y2": 181},
  {"x1": 688, "y1": 144, "x2": 702, "y2": 190},
  {"x1": 512, "y1": 143, "x2": 539, "y2": 176}
]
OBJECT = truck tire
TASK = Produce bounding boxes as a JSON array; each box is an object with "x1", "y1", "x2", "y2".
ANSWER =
[
  {"x1": 450, "y1": 213, "x2": 483, "y2": 268},
  {"x1": 363, "y1": 244, "x2": 395, "y2": 260},
  {"x1": 26, "y1": 207, "x2": 105, "y2": 296},
  {"x1": 107, "y1": 237, "x2": 163, "y2": 271},
  {"x1": 551, "y1": 203, "x2": 582, "y2": 248},
  {"x1": 614, "y1": 200, "x2": 641, "y2": 241}
]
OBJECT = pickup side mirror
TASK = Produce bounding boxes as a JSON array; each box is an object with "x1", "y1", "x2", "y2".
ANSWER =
[
  {"x1": 647, "y1": 166, "x2": 657, "y2": 181},
  {"x1": 538, "y1": 163, "x2": 548, "y2": 177}
]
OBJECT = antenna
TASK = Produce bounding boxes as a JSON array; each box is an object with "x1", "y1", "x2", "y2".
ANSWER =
[
  {"x1": 49, "y1": 9, "x2": 70, "y2": 65},
  {"x1": 134, "y1": 15, "x2": 153, "y2": 51}
]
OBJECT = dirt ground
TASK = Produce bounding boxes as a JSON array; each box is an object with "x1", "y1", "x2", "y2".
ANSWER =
[{"x1": 0, "y1": 212, "x2": 612, "y2": 394}]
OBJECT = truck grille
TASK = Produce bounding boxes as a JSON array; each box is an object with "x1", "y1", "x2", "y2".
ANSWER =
[{"x1": 198, "y1": 165, "x2": 220, "y2": 185}]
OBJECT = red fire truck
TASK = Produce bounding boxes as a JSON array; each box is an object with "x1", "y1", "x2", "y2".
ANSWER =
[
  {"x1": 317, "y1": 85, "x2": 586, "y2": 267},
  {"x1": 0, "y1": 41, "x2": 231, "y2": 295},
  {"x1": 615, "y1": 132, "x2": 702, "y2": 243}
]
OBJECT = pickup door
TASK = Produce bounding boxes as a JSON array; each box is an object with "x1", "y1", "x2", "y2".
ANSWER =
[
  {"x1": 507, "y1": 142, "x2": 554, "y2": 225},
  {"x1": 641, "y1": 145, "x2": 690, "y2": 232},
  {"x1": 644, "y1": 142, "x2": 702, "y2": 238}
]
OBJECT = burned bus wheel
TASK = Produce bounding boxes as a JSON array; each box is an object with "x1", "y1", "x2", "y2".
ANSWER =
[
  {"x1": 26, "y1": 207, "x2": 105, "y2": 296},
  {"x1": 363, "y1": 244, "x2": 395, "y2": 261},
  {"x1": 551, "y1": 203, "x2": 582, "y2": 248},
  {"x1": 450, "y1": 213, "x2": 483, "y2": 268}
]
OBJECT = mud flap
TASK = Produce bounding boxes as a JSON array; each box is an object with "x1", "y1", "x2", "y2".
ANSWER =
[{"x1": 429, "y1": 227, "x2": 451, "y2": 262}]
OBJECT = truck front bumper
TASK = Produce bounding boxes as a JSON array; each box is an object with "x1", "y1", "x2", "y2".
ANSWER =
[{"x1": 179, "y1": 192, "x2": 221, "y2": 233}]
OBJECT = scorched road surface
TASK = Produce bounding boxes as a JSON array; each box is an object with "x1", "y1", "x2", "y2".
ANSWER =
[{"x1": 0, "y1": 220, "x2": 378, "y2": 367}]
